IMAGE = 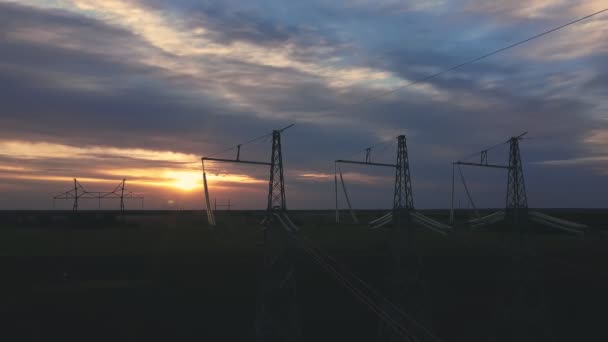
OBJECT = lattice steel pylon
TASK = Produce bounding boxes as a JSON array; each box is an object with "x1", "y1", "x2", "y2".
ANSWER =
[
  {"x1": 505, "y1": 135, "x2": 528, "y2": 224},
  {"x1": 267, "y1": 130, "x2": 287, "y2": 216},
  {"x1": 202, "y1": 125, "x2": 293, "y2": 223},
  {"x1": 451, "y1": 132, "x2": 582, "y2": 341},
  {"x1": 393, "y1": 135, "x2": 414, "y2": 213},
  {"x1": 378, "y1": 135, "x2": 433, "y2": 342},
  {"x1": 257, "y1": 128, "x2": 300, "y2": 342},
  {"x1": 119, "y1": 180, "x2": 125, "y2": 213},
  {"x1": 53, "y1": 178, "x2": 143, "y2": 213},
  {"x1": 500, "y1": 135, "x2": 550, "y2": 342},
  {"x1": 73, "y1": 179, "x2": 80, "y2": 211}
]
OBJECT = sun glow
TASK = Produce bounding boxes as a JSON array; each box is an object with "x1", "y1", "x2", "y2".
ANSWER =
[
  {"x1": 163, "y1": 170, "x2": 266, "y2": 191},
  {"x1": 166, "y1": 171, "x2": 202, "y2": 191},
  {"x1": 0, "y1": 138, "x2": 271, "y2": 193}
]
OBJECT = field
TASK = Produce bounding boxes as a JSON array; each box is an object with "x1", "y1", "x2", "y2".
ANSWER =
[{"x1": 0, "y1": 209, "x2": 606, "y2": 341}]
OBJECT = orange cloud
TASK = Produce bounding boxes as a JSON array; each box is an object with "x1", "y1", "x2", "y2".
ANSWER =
[{"x1": 0, "y1": 139, "x2": 266, "y2": 193}]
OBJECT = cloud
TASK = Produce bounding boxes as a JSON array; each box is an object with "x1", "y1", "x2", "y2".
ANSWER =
[
  {"x1": 536, "y1": 156, "x2": 608, "y2": 166},
  {"x1": 23, "y1": 0, "x2": 406, "y2": 91},
  {"x1": 0, "y1": 138, "x2": 271, "y2": 208},
  {"x1": 1, "y1": 1, "x2": 608, "y2": 209},
  {"x1": 463, "y1": 0, "x2": 570, "y2": 19},
  {"x1": 458, "y1": 0, "x2": 608, "y2": 61},
  {"x1": 0, "y1": 140, "x2": 198, "y2": 163}
]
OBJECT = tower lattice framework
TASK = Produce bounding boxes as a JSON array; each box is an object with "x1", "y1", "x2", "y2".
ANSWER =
[
  {"x1": 257, "y1": 128, "x2": 300, "y2": 342},
  {"x1": 505, "y1": 136, "x2": 528, "y2": 223},
  {"x1": 267, "y1": 130, "x2": 287, "y2": 216},
  {"x1": 378, "y1": 135, "x2": 433, "y2": 342},
  {"x1": 393, "y1": 135, "x2": 414, "y2": 212}
]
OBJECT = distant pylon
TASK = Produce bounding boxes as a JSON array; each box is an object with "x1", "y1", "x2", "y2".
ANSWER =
[
  {"x1": 120, "y1": 179, "x2": 125, "y2": 214},
  {"x1": 505, "y1": 135, "x2": 528, "y2": 224},
  {"x1": 393, "y1": 135, "x2": 414, "y2": 212},
  {"x1": 54, "y1": 178, "x2": 142, "y2": 212},
  {"x1": 72, "y1": 178, "x2": 79, "y2": 212}
]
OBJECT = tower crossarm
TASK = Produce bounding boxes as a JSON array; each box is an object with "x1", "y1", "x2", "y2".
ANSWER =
[
  {"x1": 335, "y1": 160, "x2": 397, "y2": 168},
  {"x1": 454, "y1": 161, "x2": 511, "y2": 169},
  {"x1": 202, "y1": 125, "x2": 293, "y2": 222},
  {"x1": 52, "y1": 178, "x2": 143, "y2": 212},
  {"x1": 53, "y1": 190, "x2": 76, "y2": 200},
  {"x1": 202, "y1": 157, "x2": 271, "y2": 166}
]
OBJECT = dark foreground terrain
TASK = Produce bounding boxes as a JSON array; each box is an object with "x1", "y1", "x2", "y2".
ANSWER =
[{"x1": 0, "y1": 209, "x2": 606, "y2": 341}]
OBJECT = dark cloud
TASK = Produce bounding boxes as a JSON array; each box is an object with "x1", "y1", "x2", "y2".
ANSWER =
[
  {"x1": 584, "y1": 72, "x2": 608, "y2": 95},
  {"x1": 144, "y1": 0, "x2": 341, "y2": 49}
]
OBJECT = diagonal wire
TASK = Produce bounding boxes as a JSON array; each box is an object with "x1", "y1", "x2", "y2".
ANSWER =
[
  {"x1": 458, "y1": 140, "x2": 509, "y2": 162},
  {"x1": 457, "y1": 164, "x2": 479, "y2": 217},
  {"x1": 343, "y1": 138, "x2": 397, "y2": 160},
  {"x1": 295, "y1": 237, "x2": 420, "y2": 342},
  {"x1": 297, "y1": 233, "x2": 444, "y2": 342},
  {"x1": 205, "y1": 124, "x2": 294, "y2": 159},
  {"x1": 204, "y1": 132, "x2": 273, "y2": 158},
  {"x1": 346, "y1": 8, "x2": 608, "y2": 107}
]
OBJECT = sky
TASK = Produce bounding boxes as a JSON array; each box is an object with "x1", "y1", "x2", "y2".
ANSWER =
[{"x1": 0, "y1": 0, "x2": 607, "y2": 210}]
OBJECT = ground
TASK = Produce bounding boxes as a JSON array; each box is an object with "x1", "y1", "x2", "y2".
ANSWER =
[{"x1": 0, "y1": 209, "x2": 606, "y2": 341}]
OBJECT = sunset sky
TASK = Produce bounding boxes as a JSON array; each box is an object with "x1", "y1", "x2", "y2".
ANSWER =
[{"x1": 0, "y1": 0, "x2": 607, "y2": 210}]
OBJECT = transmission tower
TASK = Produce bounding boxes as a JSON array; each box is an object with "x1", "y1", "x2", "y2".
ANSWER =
[
  {"x1": 336, "y1": 135, "x2": 450, "y2": 233},
  {"x1": 53, "y1": 178, "x2": 143, "y2": 213},
  {"x1": 393, "y1": 135, "x2": 415, "y2": 213},
  {"x1": 392, "y1": 134, "x2": 415, "y2": 240},
  {"x1": 120, "y1": 180, "x2": 125, "y2": 212},
  {"x1": 453, "y1": 132, "x2": 585, "y2": 234},
  {"x1": 334, "y1": 135, "x2": 449, "y2": 342},
  {"x1": 214, "y1": 198, "x2": 234, "y2": 211},
  {"x1": 201, "y1": 124, "x2": 300, "y2": 341},
  {"x1": 505, "y1": 136, "x2": 528, "y2": 225},
  {"x1": 73, "y1": 179, "x2": 81, "y2": 211},
  {"x1": 257, "y1": 129, "x2": 299, "y2": 342},
  {"x1": 381, "y1": 136, "x2": 433, "y2": 342},
  {"x1": 202, "y1": 125, "x2": 292, "y2": 223},
  {"x1": 267, "y1": 129, "x2": 287, "y2": 215},
  {"x1": 205, "y1": 128, "x2": 449, "y2": 341},
  {"x1": 452, "y1": 132, "x2": 591, "y2": 341}
]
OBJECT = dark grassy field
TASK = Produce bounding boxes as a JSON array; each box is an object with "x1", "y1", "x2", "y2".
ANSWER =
[{"x1": 0, "y1": 209, "x2": 606, "y2": 341}]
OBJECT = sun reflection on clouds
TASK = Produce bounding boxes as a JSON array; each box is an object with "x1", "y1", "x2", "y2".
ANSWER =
[
  {"x1": 0, "y1": 165, "x2": 30, "y2": 172},
  {"x1": 0, "y1": 140, "x2": 199, "y2": 163},
  {"x1": 0, "y1": 139, "x2": 267, "y2": 192},
  {"x1": 297, "y1": 173, "x2": 332, "y2": 182},
  {"x1": 298, "y1": 171, "x2": 391, "y2": 185}
]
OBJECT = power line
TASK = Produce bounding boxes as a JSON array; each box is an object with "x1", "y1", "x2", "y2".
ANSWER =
[
  {"x1": 326, "y1": 9, "x2": 607, "y2": 176},
  {"x1": 458, "y1": 140, "x2": 508, "y2": 162},
  {"x1": 343, "y1": 138, "x2": 396, "y2": 160},
  {"x1": 298, "y1": 235, "x2": 444, "y2": 342},
  {"x1": 458, "y1": 132, "x2": 527, "y2": 162},
  {"x1": 202, "y1": 9, "x2": 608, "y2": 188},
  {"x1": 204, "y1": 9, "x2": 607, "y2": 171},
  {"x1": 302, "y1": 137, "x2": 397, "y2": 181},
  {"x1": 349, "y1": 8, "x2": 608, "y2": 107},
  {"x1": 204, "y1": 124, "x2": 294, "y2": 158},
  {"x1": 204, "y1": 132, "x2": 272, "y2": 158}
]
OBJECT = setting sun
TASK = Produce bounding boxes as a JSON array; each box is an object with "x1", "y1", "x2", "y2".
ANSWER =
[{"x1": 166, "y1": 171, "x2": 202, "y2": 191}]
